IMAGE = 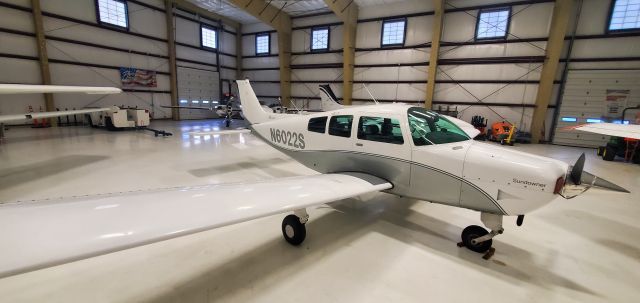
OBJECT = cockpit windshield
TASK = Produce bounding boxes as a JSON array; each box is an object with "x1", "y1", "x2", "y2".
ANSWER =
[{"x1": 407, "y1": 107, "x2": 470, "y2": 145}]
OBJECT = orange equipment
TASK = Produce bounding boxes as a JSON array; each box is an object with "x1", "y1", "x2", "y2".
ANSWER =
[{"x1": 489, "y1": 121, "x2": 515, "y2": 145}]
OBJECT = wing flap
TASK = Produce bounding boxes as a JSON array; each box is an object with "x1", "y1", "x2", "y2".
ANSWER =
[{"x1": 0, "y1": 173, "x2": 390, "y2": 278}]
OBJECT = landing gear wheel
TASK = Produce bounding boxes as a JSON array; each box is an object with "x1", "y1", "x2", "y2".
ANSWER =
[
  {"x1": 225, "y1": 118, "x2": 231, "y2": 128},
  {"x1": 461, "y1": 225, "x2": 492, "y2": 253},
  {"x1": 282, "y1": 214, "x2": 306, "y2": 246}
]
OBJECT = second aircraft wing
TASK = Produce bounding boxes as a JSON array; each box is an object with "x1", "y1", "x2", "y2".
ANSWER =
[{"x1": 574, "y1": 123, "x2": 640, "y2": 140}]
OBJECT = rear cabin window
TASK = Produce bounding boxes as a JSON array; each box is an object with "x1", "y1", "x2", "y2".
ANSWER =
[
  {"x1": 357, "y1": 116, "x2": 404, "y2": 144},
  {"x1": 407, "y1": 107, "x2": 470, "y2": 145},
  {"x1": 328, "y1": 115, "x2": 353, "y2": 137},
  {"x1": 308, "y1": 116, "x2": 328, "y2": 133}
]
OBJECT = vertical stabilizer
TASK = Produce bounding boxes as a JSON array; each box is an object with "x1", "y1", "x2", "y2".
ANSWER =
[
  {"x1": 319, "y1": 84, "x2": 344, "y2": 111},
  {"x1": 236, "y1": 80, "x2": 271, "y2": 124}
]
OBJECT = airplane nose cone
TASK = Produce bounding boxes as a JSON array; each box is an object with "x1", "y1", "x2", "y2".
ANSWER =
[{"x1": 461, "y1": 142, "x2": 569, "y2": 215}]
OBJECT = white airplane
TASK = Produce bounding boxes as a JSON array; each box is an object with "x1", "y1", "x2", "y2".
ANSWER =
[
  {"x1": 0, "y1": 84, "x2": 122, "y2": 138},
  {"x1": 0, "y1": 80, "x2": 629, "y2": 279}
]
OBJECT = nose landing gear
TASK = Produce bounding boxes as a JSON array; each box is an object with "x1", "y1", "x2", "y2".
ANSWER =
[{"x1": 458, "y1": 213, "x2": 503, "y2": 259}]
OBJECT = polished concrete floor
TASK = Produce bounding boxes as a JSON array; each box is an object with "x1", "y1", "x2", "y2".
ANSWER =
[{"x1": 0, "y1": 119, "x2": 639, "y2": 303}]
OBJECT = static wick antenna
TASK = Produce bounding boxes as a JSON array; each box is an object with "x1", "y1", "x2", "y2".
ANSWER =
[{"x1": 362, "y1": 84, "x2": 379, "y2": 105}]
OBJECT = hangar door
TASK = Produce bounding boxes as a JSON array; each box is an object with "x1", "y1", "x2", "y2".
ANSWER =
[
  {"x1": 177, "y1": 66, "x2": 220, "y2": 120},
  {"x1": 552, "y1": 70, "x2": 640, "y2": 147}
]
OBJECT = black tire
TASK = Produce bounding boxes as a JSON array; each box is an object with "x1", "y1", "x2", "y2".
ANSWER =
[
  {"x1": 602, "y1": 146, "x2": 616, "y2": 161},
  {"x1": 509, "y1": 140, "x2": 515, "y2": 146},
  {"x1": 282, "y1": 214, "x2": 306, "y2": 246},
  {"x1": 500, "y1": 139, "x2": 505, "y2": 145},
  {"x1": 597, "y1": 146, "x2": 605, "y2": 156},
  {"x1": 85, "y1": 115, "x2": 98, "y2": 128},
  {"x1": 105, "y1": 117, "x2": 117, "y2": 131},
  {"x1": 461, "y1": 225, "x2": 492, "y2": 253}
]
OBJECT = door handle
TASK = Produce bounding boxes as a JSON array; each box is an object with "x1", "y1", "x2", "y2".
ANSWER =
[
  {"x1": 355, "y1": 143, "x2": 363, "y2": 147},
  {"x1": 452, "y1": 146, "x2": 463, "y2": 150}
]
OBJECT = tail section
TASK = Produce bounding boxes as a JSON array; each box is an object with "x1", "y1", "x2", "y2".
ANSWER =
[
  {"x1": 236, "y1": 80, "x2": 271, "y2": 124},
  {"x1": 319, "y1": 84, "x2": 344, "y2": 111}
]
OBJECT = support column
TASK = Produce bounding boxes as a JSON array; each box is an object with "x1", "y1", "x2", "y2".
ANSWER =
[
  {"x1": 278, "y1": 29, "x2": 292, "y2": 107},
  {"x1": 530, "y1": 0, "x2": 573, "y2": 143},
  {"x1": 342, "y1": 6, "x2": 357, "y2": 106},
  {"x1": 31, "y1": 0, "x2": 56, "y2": 126},
  {"x1": 425, "y1": 0, "x2": 444, "y2": 109},
  {"x1": 324, "y1": 0, "x2": 358, "y2": 106},
  {"x1": 165, "y1": 0, "x2": 179, "y2": 120},
  {"x1": 236, "y1": 24, "x2": 243, "y2": 80}
]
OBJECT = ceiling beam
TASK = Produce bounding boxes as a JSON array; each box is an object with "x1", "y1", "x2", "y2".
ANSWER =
[
  {"x1": 324, "y1": 0, "x2": 358, "y2": 105},
  {"x1": 171, "y1": 0, "x2": 239, "y2": 29},
  {"x1": 227, "y1": 0, "x2": 292, "y2": 105},
  {"x1": 225, "y1": 0, "x2": 291, "y2": 32}
]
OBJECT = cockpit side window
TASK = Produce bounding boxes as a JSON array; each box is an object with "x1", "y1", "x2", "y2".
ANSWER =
[
  {"x1": 328, "y1": 115, "x2": 353, "y2": 138},
  {"x1": 407, "y1": 107, "x2": 470, "y2": 146},
  {"x1": 357, "y1": 116, "x2": 404, "y2": 144},
  {"x1": 308, "y1": 116, "x2": 328, "y2": 133}
]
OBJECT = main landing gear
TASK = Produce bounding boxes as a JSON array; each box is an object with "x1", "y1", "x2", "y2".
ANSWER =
[
  {"x1": 458, "y1": 213, "x2": 504, "y2": 259},
  {"x1": 282, "y1": 209, "x2": 309, "y2": 246}
]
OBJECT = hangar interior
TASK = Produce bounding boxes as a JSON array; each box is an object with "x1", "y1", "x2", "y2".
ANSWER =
[{"x1": 0, "y1": 0, "x2": 639, "y2": 302}]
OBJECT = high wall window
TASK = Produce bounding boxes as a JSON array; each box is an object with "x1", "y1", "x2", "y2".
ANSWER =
[
  {"x1": 609, "y1": 0, "x2": 640, "y2": 32},
  {"x1": 311, "y1": 26, "x2": 329, "y2": 51},
  {"x1": 96, "y1": 0, "x2": 128, "y2": 29},
  {"x1": 201, "y1": 25, "x2": 217, "y2": 49},
  {"x1": 256, "y1": 33, "x2": 270, "y2": 55},
  {"x1": 381, "y1": 18, "x2": 406, "y2": 46},
  {"x1": 475, "y1": 8, "x2": 511, "y2": 40}
]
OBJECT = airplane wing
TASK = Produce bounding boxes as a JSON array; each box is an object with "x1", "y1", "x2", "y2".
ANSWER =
[
  {"x1": 573, "y1": 123, "x2": 640, "y2": 140},
  {"x1": 0, "y1": 84, "x2": 121, "y2": 94},
  {"x1": 0, "y1": 107, "x2": 114, "y2": 123},
  {"x1": 0, "y1": 172, "x2": 391, "y2": 278}
]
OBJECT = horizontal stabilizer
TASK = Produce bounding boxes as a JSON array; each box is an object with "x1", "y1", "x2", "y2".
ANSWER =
[
  {"x1": 0, "y1": 84, "x2": 121, "y2": 95},
  {"x1": 0, "y1": 172, "x2": 391, "y2": 278}
]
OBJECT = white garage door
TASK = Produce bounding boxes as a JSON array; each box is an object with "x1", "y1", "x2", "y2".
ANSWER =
[
  {"x1": 552, "y1": 69, "x2": 640, "y2": 147},
  {"x1": 177, "y1": 66, "x2": 220, "y2": 120}
]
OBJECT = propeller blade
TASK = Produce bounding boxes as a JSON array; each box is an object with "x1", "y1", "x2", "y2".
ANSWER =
[{"x1": 570, "y1": 153, "x2": 585, "y2": 185}]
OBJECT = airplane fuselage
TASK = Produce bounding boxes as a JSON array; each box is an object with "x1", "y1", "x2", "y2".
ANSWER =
[{"x1": 250, "y1": 104, "x2": 569, "y2": 216}]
